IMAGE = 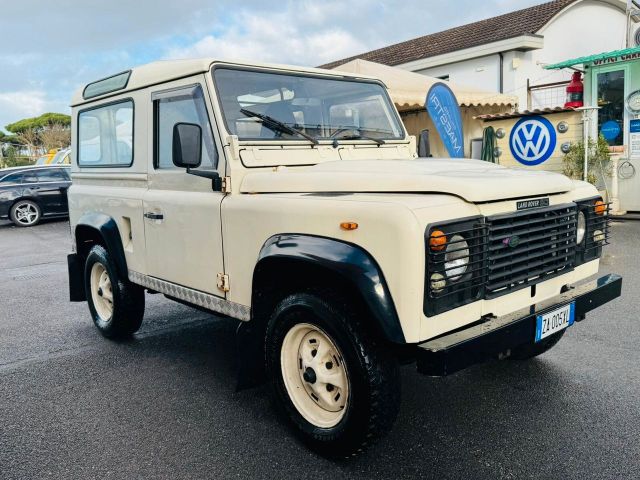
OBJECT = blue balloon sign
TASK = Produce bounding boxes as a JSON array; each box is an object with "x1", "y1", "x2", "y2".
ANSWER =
[
  {"x1": 600, "y1": 120, "x2": 621, "y2": 141},
  {"x1": 425, "y1": 83, "x2": 464, "y2": 158}
]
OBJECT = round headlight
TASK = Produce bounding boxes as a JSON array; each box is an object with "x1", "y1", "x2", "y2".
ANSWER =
[
  {"x1": 576, "y1": 211, "x2": 586, "y2": 244},
  {"x1": 445, "y1": 234, "x2": 469, "y2": 281}
]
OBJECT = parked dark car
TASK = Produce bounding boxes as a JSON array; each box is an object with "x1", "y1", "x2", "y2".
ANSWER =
[{"x1": 0, "y1": 165, "x2": 72, "y2": 227}]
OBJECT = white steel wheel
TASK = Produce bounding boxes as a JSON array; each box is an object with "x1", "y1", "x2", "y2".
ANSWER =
[
  {"x1": 280, "y1": 323, "x2": 350, "y2": 428},
  {"x1": 12, "y1": 201, "x2": 40, "y2": 226},
  {"x1": 90, "y1": 262, "x2": 114, "y2": 323}
]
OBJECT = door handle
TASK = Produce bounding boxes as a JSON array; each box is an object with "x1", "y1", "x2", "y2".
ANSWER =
[{"x1": 144, "y1": 212, "x2": 164, "y2": 220}]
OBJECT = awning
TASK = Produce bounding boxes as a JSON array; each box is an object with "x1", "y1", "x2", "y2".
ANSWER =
[
  {"x1": 475, "y1": 106, "x2": 576, "y2": 121},
  {"x1": 544, "y1": 46, "x2": 640, "y2": 70},
  {"x1": 332, "y1": 59, "x2": 517, "y2": 110}
]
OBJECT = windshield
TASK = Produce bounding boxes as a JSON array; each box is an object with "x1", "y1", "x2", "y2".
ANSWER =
[{"x1": 213, "y1": 67, "x2": 404, "y2": 142}]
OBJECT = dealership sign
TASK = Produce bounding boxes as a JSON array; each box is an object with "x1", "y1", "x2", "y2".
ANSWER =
[
  {"x1": 509, "y1": 115, "x2": 557, "y2": 166},
  {"x1": 593, "y1": 51, "x2": 640, "y2": 66},
  {"x1": 425, "y1": 83, "x2": 464, "y2": 158}
]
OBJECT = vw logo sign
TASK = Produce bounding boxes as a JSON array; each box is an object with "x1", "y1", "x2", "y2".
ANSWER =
[{"x1": 509, "y1": 116, "x2": 557, "y2": 166}]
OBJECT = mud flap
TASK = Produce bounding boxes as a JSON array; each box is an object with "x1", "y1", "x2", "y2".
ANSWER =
[
  {"x1": 235, "y1": 321, "x2": 267, "y2": 391},
  {"x1": 68, "y1": 253, "x2": 86, "y2": 302}
]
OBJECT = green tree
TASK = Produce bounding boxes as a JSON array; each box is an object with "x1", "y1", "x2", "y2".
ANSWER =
[
  {"x1": 5, "y1": 112, "x2": 71, "y2": 134},
  {"x1": 562, "y1": 134, "x2": 611, "y2": 186},
  {"x1": 3, "y1": 112, "x2": 71, "y2": 160}
]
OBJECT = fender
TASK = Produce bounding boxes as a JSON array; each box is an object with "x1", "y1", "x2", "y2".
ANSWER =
[
  {"x1": 254, "y1": 234, "x2": 405, "y2": 344},
  {"x1": 75, "y1": 212, "x2": 128, "y2": 278}
]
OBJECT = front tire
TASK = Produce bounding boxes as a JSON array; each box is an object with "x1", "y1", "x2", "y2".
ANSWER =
[
  {"x1": 265, "y1": 291, "x2": 400, "y2": 458},
  {"x1": 84, "y1": 245, "x2": 145, "y2": 338},
  {"x1": 10, "y1": 200, "x2": 41, "y2": 227}
]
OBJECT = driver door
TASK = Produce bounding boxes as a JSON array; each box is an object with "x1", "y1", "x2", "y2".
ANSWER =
[{"x1": 143, "y1": 81, "x2": 225, "y2": 296}]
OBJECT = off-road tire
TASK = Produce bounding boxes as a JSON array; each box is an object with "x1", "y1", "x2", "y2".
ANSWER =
[
  {"x1": 84, "y1": 244, "x2": 145, "y2": 338},
  {"x1": 9, "y1": 200, "x2": 41, "y2": 227},
  {"x1": 510, "y1": 330, "x2": 566, "y2": 360},
  {"x1": 265, "y1": 290, "x2": 401, "y2": 458}
]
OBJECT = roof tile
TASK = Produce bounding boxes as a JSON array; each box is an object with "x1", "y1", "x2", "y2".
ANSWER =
[{"x1": 319, "y1": 0, "x2": 576, "y2": 69}]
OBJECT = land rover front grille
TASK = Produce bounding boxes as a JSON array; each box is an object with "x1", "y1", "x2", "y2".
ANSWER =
[{"x1": 485, "y1": 204, "x2": 578, "y2": 298}]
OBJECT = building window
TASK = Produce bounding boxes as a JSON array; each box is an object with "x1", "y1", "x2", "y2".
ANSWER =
[{"x1": 596, "y1": 70, "x2": 624, "y2": 146}]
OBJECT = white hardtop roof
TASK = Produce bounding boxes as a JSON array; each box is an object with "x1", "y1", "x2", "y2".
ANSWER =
[{"x1": 71, "y1": 58, "x2": 381, "y2": 107}]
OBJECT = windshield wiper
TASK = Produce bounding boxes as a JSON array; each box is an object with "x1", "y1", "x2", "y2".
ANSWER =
[
  {"x1": 332, "y1": 134, "x2": 385, "y2": 146},
  {"x1": 240, "y1": 108, "x2": 318, "y2": 145}
]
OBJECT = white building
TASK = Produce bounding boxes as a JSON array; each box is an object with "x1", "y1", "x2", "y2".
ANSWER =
[{"x1": 321, "y1": 0, "x2": 628, "y2": 110}]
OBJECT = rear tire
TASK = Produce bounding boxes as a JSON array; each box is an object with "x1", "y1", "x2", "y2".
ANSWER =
[
  {"x1": 510, "y1": 330, "x2": 566, "y2": 360},
  {"x1": 84, "y1": 245, "x2": 145, "y2": 338},
  {"x1": 10, "y1": 200, "x2": 41, "y2": 227},
  {"x1": 265, "y1": 291, "x2": 400, "y2": 458}
]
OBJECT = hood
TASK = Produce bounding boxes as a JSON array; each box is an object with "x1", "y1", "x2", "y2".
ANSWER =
[{"x1": 239, "y1": 158, "x2": 574, "y2": 202}]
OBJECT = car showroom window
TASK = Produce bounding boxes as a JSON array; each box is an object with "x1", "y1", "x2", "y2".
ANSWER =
[
  {"x1": 78, "y1": 99, "x2": 134, "y2": 167},
  {"x1": 153, "y1": 85, "x2": 217, "y2": 169}
]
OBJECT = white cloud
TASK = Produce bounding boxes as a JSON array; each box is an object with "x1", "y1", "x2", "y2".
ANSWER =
[
  {"x1": 0, "y1": 91, "x2": 68, "y2": 130},
  {"x1": 165, "y1": 9, "x2": 368, "y2": 66},
  {"x1": 0, "y1": 0, "x2": 546, "y2": 130}
]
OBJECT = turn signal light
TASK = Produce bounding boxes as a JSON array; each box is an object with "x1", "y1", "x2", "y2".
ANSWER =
[
  {"x1": 340, "y1": 222, "x2": 358, "y2": 231},
  {"x1": 594, "y1": 200, "x2": 606, "y2": 215},
  {"x1": 429, "y1": 230, "x2": 447, "y2": 251}
]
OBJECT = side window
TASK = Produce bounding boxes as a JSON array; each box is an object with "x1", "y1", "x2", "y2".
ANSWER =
[
  {"x1": 36, "y1": 169, "x2": 67, "y2": 182},
  {"x1": 0, "y1": 173, "x2": 24, "y2": 184},
  {"x1": 153, "y1": 85, "x2": 217, "y2": 169},
  {"x1": 78, "y1": 100, "x2": 133, "y2": 167},
  {"x1": 22, "y1": 173, "x2": 39, "y2": 184}
]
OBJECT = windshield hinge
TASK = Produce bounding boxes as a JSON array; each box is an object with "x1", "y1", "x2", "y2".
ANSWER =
[
  {"x1": 222, "y1": 176, "x2": 232, "y2": 193},
  {"x1": 226, "y1": 134, "x2": 240, "y2": 161},
  {"x1": 217, "y1": 273, "x2": 230, "y2": 292}
]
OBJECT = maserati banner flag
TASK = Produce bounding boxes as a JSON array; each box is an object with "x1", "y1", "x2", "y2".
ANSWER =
[{"x1": 425, "y1": 83, "x2": 464, "y2": 158}]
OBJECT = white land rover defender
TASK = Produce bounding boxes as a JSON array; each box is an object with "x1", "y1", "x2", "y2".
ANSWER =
[{"x1": 67, "y1": 59, "x2": 622, "y2": 457}]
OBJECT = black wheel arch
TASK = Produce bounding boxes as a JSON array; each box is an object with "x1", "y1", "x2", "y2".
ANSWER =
[
  {"x1": 236, "y1": 234, "x2": 405, "y2": 391},
  {"x1": 74, "y1": 212, "x2": 128, "y2": 278},
  {"x1": 252, "y1": 234, "x2": 404, "y2": 344}
]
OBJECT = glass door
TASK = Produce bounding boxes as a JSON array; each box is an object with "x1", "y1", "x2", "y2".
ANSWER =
[{"x1": 595, "y1": 68, "x2": 625, "y2": 147}]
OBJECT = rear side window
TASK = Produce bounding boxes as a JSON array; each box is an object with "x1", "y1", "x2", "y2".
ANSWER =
[
  {"x1": 0, "y1": 173, "x2": 24, "y2": 184},
  {"x1": 78, "y1": 100, "x2": 134, "y2": 167}
]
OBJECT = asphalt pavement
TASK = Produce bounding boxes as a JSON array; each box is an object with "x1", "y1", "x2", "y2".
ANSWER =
[{"x1": 0, "y1": 218, "x2": 638, "y2": 479}]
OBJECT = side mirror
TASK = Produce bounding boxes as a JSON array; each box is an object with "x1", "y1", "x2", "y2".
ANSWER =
[{"x1": 172, "y1": 122, "x2": 202, "y2": 169}]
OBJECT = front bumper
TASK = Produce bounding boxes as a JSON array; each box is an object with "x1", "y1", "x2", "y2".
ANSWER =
[{"x1": 416, "y1": 274, "x2": 622, "y2": 376}]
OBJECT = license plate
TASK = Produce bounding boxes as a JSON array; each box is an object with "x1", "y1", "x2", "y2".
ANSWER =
[{"x1": 535, "y1": 302, "x2": 575, "y2": 342}]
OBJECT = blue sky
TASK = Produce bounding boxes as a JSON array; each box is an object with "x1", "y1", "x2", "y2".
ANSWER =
[{"x1": 0, "y1": 0, "x2": 544, "y2": 132}]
